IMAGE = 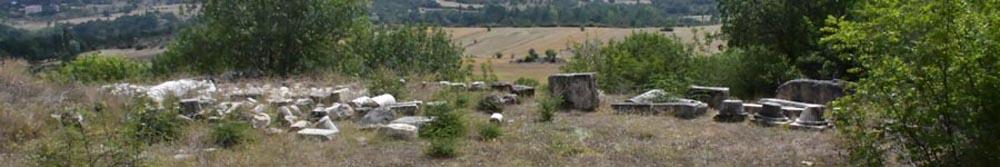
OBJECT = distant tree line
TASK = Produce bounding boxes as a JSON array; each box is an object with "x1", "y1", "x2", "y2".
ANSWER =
[
  {"x1": 372, "y1": 0, "x2": 718, "y2": 27},
  {"x1": 0, "y1": 12, "x2": 189, "y2": 61}
]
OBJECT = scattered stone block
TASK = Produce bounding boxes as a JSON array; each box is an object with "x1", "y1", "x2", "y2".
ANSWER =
[
  {"x1": 378, "y1": 123, "x2": 418, "y2": 140},
  {"x1": 371, "y1": 94, "x2": 397, "y2": 107},
  {"x1": 626, "y1": 89, "x2": 667, "y2": 104},
  {"x1": 391, "y1": 116, "x2": 434, "y2": 127},
  {"x1": 743, "y1": 103, "x2": 763, "y2": 115},
  {"x1": 611, "y1": 103, "x2": 654, "y2": 115},
  {"x1": 781, "y1": 107, "x2": 805, "y2": 120},
  {"x1": 295, "y1": 98, "x2": 315, "y2": 111},
  {"x1": 776, "y1": 79, "x2": 846, "y2": 105},
  {"x1": 358, "y1": 107, "x2": 396, "y2": 128},
  {"x1": 290, "y1": 120, "x2": 310, "y2": 131},
  {"x1": 297, "y1": 128, "x2": 338, "y2": 141},
  {"x1": 349, "y1": 96, "x2": 375, "y2": 108},
  {"x1": 491, "y1": 81, "x2": 513, "y2": 92},
  {"x1": 714, "y1": 100, "x2": 747, "y2": 122},
  {"x1": 309, "y1": 90, "x2": 341, "y2": 105},
  {"x1": 312, "y1": 116, "x2": 338, "y2": 131},
  {"x1": 490, "y1": 113, "x2": 504, "y2": 123},
  {"x1": 686, "y1": 86, "x2": 730, "y2": 109},
  {"x1": 389, "y1": 101, "x2": 421, "y2": 116},
  {"x1": 324, "y1": 103, "x2": 355, "y2": 120},
  {"x1": 251, "y1": 112, "x2": 271, "y2": 129},
  {"x1": 652, "y1": 102, "x2": 708, "y2": 119},
  {"x1": 470, "y1": 81, "x2": 488, "y2": 91},
  {"x1": 512, "y1": 85, "x2": 535, "y2": 97},
  {"x1": 753, "y1": 102, "x2": 790, "y2": 126},
  {"x1": 791, "y1": 107, "x2": 831, "y2": 130},
  {"x1": 548, "y1": 73, "x2": 600, "y2": 111}
]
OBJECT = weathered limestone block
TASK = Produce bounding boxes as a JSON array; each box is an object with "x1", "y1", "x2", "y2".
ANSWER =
[
  {"x1": 470, "y1": 81, "x2": 488, "y2": 91},
  {"x1": 512, "y1": 85, "x2": 536, "y2": 97},
  {"x1": 251, "y1": 112, "x2": 271, "y2": 129},
  {"x1": 686, "y1": 86, "x2": 730, "y2": 109},
  {"x1": 776, "y1": 79, "x2": 846, "y2": 105},
  {"x1": 652, "y1": 102, "x2": 708, "y2": 119},
  {"x1": 349, "y1": 96, "x2": 375, "y2": 108},
  {"x1": 391, "y1": 116, "x2": 434, "y2": 127},
  {"x1": 791, "y1": 107, "x2": 831, "y2": 130},
  {"x1": 715, "y1": 100, "x2": 747, "y2": 122},
  {"x1": 378, "y1": 123, "x2": 418, "y2": 140},
  {"x1": 324, "y1": 103, "x2": 355, "y2": 120},
  {"x1": 490, "y1": 113, "x2": 504, "y2": 123},
  {"x1": 358, "y1": 107, "x2": 396, "y2": 128},
  {"x1": 611, "y1": 103, "x2": 654, "y2": 115},
  {"x1": 626, "y1": 89, "x2": 667, "y2": 104},
  {"x1": 309, "y1": 90, "x2": 341, "y2": 105},
  {"x1": 179, "y1": 98, "x2": 204, "y2": 118},
  {"x1": 371, "y1": 94, "x2": 397, "y2": 107},
  {"x1": 312, "y1": 116, "x2": 339, "y2": 131},
  {"x1": 548, "y1": 73, "x2": 600, "y2": 111},
  {"x1": 491, "y1": 81, "x2": 514, "y2": 92},
  {"x1": 296, "y1": 128, "x2": 338, "y2": 141},
  {"x1": 389, "y1": 102, "x2": 422, "y2": 116},
  {"x1": 743, "y1": 103, "x2": 763, "y2": 115},
  {"x1": 753, "y1": 102, "x2": 790, "y2": 125}
]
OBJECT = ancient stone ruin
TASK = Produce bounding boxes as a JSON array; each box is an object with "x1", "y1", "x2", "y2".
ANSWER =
[
  {"x1": 776, "y1": 79, "x2": 846, "y2": 105},
  {"x1": 548, "y1": 73, "x2": 600, "y2": 111},
  {"x1": 611, "y1": 89, "x2": 709, "y2": 119}
]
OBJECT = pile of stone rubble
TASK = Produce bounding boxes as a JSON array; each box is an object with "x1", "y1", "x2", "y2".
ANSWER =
[{"x1": 100, "y1": 78, "x2": 539, "y2": 142}]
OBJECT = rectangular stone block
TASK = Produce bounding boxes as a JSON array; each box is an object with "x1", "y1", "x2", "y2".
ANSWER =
[{"x1": 548, "y1": 73, "x2": 600, "y2": 111}]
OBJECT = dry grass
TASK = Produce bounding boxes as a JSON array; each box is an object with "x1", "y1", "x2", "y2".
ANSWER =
[
  {"x1": 148, "y1": 93, "x2": 843, "y2": 166},
  {"x1": 465, "y1": 57, "x2": 562, "y2": 85},
  {"x1": 0, "y1": 59, "x2": 843, "y2": 166}
]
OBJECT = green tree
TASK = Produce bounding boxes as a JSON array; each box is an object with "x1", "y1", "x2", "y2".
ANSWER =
[
  {"x1": 156, "y1": 0, "x2": 368, "y2": 76},
  {"x1": 544, "y1": 49, "x2": 557, "y2": 63},
  {"x1": 824, "y1": 0, "x2": 1000, "y2": 165},
  {"x1": 718, "y1": 0, "x2": 857, "y2": 79}
]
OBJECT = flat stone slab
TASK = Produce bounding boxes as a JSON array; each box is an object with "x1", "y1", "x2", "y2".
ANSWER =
[
  {"x1": 378, "y1": 123, "x2": 418, "y2": 140},
  {"x1": 512, "y1": 85, "x2": 536, "y2": 97},
  {"x1": 652, "y1": 102, "x2": 708, "y2": 119},
  {"x1": 390, "y1": 116, "x2": 434, "y2": 127},
  {"x1": 611, "y1": 103, "x2": 654, "y2": 115},
  {"x1": 296, "y1": 128, "x2": 339, "y2": 141}
]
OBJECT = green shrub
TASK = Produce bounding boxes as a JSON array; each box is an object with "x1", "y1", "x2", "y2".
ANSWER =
[
  {"x1": 419, "y1": 101, "x2": 467, "y2": 139},
  {"x1": 126, "y1": 99, "x2": 183, "y2": 145},
  {"x1": 695, "y1": 47, "x2": 799, "y2": 99},
  {"x1": 544, "y1": 49, "x2": 558, "y2": 62},
  {"x1": 33, "y1": 124, "x2": 144, "y2": 166},
  {"x1": 49, "y1": 54, "x2": 150, "y2": 83},
  {"x1": 367, "y1": 68, "x2": 408, "y2": 99},
  {"x1": 562, "y1": 32, "x2": 699, "y2": 94},
  {"x1": 538, "y1": 95, "x2": 562, "y2": 122},
  {"x1": 478, "y1": 123, "x2": 502, "y2": 141},
  {"x1": 420, "y1": 93, "x2": 469, "y2": 158},
  {"x1": 514, "y1": 77, "x2": 540, "y2": 87},
  {"x1": 211, "y1": 120, "x2": 256, "y2": 149},
  {"x1": 426, "y1": 138, "x2": 459, "y2": 158}
]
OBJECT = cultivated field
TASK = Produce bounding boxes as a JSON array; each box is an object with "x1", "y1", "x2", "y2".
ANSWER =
[{"x1": 447, "y1": 25, "x2": 723, "y2": 57}]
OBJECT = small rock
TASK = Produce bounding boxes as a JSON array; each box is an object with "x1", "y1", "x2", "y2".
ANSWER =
[
  {"x1": 290, "y1": 120, "x2": 310, "y2": 131},
  {"x1": 358, "y1": 107, "x2": 396, "y2": 128},
  {"x1": 251, "y1": 112, "x2": 271, "y2": 129},
  {"x1": 312, "y1": 116, "x2": 338, "y2": 131},
  {"x1": 324, "y1": 103, "x2": 355, "y2": 120},
  {"x1": 371, "y1": 94, "x2": 397, "y2": 107},
  {"x1": 490, "y1": 113, "x2": 504, "y2": 123}
]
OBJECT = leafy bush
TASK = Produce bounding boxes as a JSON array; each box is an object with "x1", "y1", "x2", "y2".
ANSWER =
[
  {"x1": 421, "y1": 92, "x2": 469, "y2": 158},
  {"x1": 526, "y1": 48, "x2": 540, "y2": 62},
  {"x1": 823, "y1": 1, "x2": 1000, "y2": 165},
  {"x1": 366, "y1": 68, "x2": 407, "y2": 99},
  {"x1": 350, "y1": 26, "x2": 466, "y2": 80},
  {"x1": 514, "y1": 77, "x2": 540, "y2": 87},
  {"x1": 49, "y1": 54, "x2": 150, "y2": 83},
  {"x1": 126, "y1": 100, "x2": 183, "y2": 145},
  {"x1": 211, "y1": 120, "x2": 256, "y2": 149},
  {"x1": 426, "y1": 138, "x2": 459, "y2": 158},
  {"x1": 537, "y1": 94, "x2": 562, "y2": 122},
  {"x1": 33, "y1": 124, "x2": 144, "y2": 166},
  {"x1": 478, "y1": 123, "x2": 502, "y2": 141},
  {"x1": 562, "y1": 32, "x2": 698, "y2": 94},
  {"x1": 544, "y1": 49, "x2": 558, "y2": 62},
  {"x1": 695, "y1": 47, "x2": 799, "y2": 99}
]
